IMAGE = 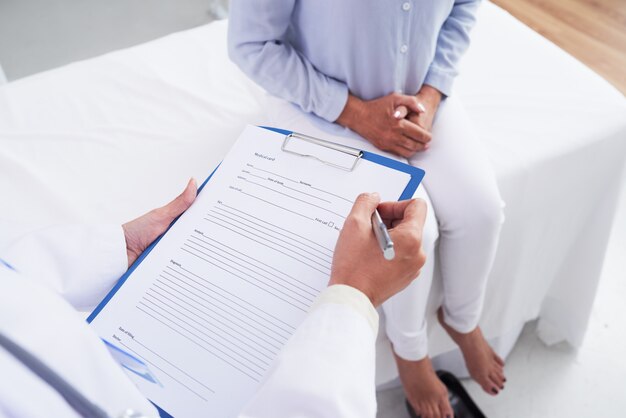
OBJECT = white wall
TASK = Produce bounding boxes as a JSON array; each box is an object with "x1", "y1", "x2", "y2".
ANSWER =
[
  {"x1": 0, "y1": 0, "x2": 228, "y2": 81},
  {"x1": 0, "y1": 64, "x2": 7, "y2": 85}
]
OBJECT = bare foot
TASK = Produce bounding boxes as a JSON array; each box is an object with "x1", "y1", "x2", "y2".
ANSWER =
[
  {"x1": 437, "y1": 308, "x2": 506, "y2": 395},
  {"x1": 394, "y1": 353, "x2": 454, "y2": 418}
]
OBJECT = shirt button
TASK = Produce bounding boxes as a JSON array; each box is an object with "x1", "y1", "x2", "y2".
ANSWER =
[
  {"x1": 400, "y1": 44, "x2": 408, "y2": 53},
  {"x1": 402, "y1": 2, "x2": 411, "y2": 11}
]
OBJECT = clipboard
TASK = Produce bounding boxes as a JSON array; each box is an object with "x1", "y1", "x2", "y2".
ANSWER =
[
  {"x1": 261, "y1": 126, "x2": 425, "y2": 201},
  {"x1": 87, "y1": 125, "x2": 425, "y2": 418}
]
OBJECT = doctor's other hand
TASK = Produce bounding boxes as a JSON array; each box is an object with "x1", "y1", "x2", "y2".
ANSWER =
[
  {"x1": 122, "y1": 178, "x2": 197, "y2": 267},
  {"x1": 329, "y1": 193, "x2": 427, "y2": 307},
  {"x1": 335, "y1": 92, "x2": 432, "y2": 158}
]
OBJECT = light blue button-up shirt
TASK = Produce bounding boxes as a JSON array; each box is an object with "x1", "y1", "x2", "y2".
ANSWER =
[{"x1": 228, "y1": 0, "x2": 481, "y2": 122}]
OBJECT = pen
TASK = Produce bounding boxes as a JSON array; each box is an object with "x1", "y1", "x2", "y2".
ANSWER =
[{"x1": 372, "y1": 209, "x2": 395, "y2": 260}]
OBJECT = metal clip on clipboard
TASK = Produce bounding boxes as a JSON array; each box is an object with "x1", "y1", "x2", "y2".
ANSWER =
[{"x1": 281, "y1": 132, "x2": 363, "y2": 172}]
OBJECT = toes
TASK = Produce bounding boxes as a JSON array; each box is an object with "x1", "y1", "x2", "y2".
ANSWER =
[
  {"x1": 488, "y1": 374, "x2": 502, "y2": 395},
  {"x1": 439, "y1": 398, "x2": 454, "y2": 418},
  {"x1": 479, "y1": 375, "x2": 499, "y2": 395},
  {"x1": 406, "y1": 399, "x2": 421, "y2": 418},
  {"x1": 489, "y1": 371, "x2": 505, "y2": 391},
  {"x1": 414, "y1": 403, "x2": 428, "y2": 418},
  {"x1": 420, "y1": 406, "x2": 430, "y2": 418},
  {"x1": 483, "y1": 382, "x2": 498, "y2": 395},
  {"x1": 490, "y1": 355, "x2": 506, "y2": 389},
  {"x1": 418, "y1": 402, "x2": 441, "y2": 418},
  {"x1": 425, "y1": 403, "x2": 439, "y2": 418},
  {"x1": 491, "y1": 370, "x2": 506, "y2": 389}
]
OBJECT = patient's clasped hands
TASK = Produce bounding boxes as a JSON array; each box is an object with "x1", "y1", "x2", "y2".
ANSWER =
[{"x1": 336, "y1": 87, "x2": 442, "y2": 158}]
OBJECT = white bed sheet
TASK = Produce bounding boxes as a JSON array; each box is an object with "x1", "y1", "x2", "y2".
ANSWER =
[{"x1": 1, "y1": 2, "x2": 625, "y2": 385}]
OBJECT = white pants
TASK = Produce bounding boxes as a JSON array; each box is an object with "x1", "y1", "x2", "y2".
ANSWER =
[{"x1": 382, "y1": 96, "x2": 505, "y2": 360}]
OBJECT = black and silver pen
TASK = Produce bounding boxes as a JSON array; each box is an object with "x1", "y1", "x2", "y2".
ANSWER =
[{"x1": 372, "y1": 209, "x2": 395, "y2": 260}]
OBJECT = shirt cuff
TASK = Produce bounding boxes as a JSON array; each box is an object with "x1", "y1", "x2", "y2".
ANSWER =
[
  {"x1": 310, "y1": 285, "x2": 379, "y2": 334},
  {"x1": 317, "y1": 78, "x2": 349, "y2": 123},
  {"x1": 68, "y1": 224, "x2": 129, "y2": 309},
  {"x1": 101, "y1": 225, "x2": 130, "y2": 283},
  {"x1": 423, "y1": 67, "x2": 455, "y2": 98}
]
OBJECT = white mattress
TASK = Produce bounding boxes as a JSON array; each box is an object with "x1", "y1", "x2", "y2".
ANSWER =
[{"x1": 1, "y1": 2, "x2": 625, "y2": 384}]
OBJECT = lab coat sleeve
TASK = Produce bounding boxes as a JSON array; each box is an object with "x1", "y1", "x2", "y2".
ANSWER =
[
  {"x1": 0, "y1": 224, "x2": 128, "y2": 311},
  {"x1": 228, "y1": 0, "x2": 349, "y2": 122},
  {"x1": 240, "y1": 285, "x2": 379, "y2": 418},
  {"x1": 424, "y1": 0, "x2": 482, "y2": 96}
]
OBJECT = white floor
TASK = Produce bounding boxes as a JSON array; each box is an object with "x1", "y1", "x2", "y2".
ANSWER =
[
  {"x1": 377, "y1": 173, "x2": 626, "y2": 417},
  {"x1": 1, "y1": 2, "x2": 625, "y2": 417}
]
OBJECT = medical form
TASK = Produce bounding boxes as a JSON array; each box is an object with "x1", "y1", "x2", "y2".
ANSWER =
[{"x1": 88, "y1": 125, "x2": 423, "y2": 417}]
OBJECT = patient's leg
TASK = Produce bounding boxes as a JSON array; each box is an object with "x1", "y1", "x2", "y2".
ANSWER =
[
  {"x1": 409, "y1": 96, "x2": 506, "y2": 395},
  {"x1": 383, "y1": 190, "x2": 453, "y2": 417},
  {"x1": 437, "y1": 308, "x2": 505, "y2": 394}
]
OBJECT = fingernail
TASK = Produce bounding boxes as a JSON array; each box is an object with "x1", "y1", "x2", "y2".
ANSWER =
[
  {"x1": 492, "y1": 388, "x2": 499, "y2": 394},
  {"x1": 417, "y1": 102, "x2": 426, "y2": 113},
  {"x1": 393, "y1": 110, "x2": 402, "y2": 119},
  {"x1": 372, "y1": 192, "x2": 380, "y2": 199}
]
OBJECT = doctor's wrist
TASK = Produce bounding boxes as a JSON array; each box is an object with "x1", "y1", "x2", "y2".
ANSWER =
[
  {"x1": 328, "y1": 276, "x2": 378, "y2": 306},
  {"x1": 316, "y1": 284, "x2": 379, "y2": 333}
]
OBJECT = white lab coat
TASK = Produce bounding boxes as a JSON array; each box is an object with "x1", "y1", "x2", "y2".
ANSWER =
[{"x1": 0, "y1": 225, "x2": 378, "y2": 418}]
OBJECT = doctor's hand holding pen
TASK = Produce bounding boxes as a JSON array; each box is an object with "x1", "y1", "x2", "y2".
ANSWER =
[
  {"x1": 335, "y1": 86, "x2": 443, "y2": 159},
  {"x1": 330, "y1": 192, "x2": 428, "y2": 307}
]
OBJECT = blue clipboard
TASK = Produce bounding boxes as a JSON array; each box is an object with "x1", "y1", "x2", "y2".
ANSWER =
[
  {"x1": 261, "y1": 127, "x2": 425, "y2": 201},
  {"x1": 87, "y1": 125, "x2": 425, "y2": 418}
]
